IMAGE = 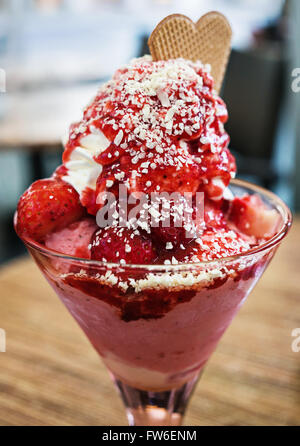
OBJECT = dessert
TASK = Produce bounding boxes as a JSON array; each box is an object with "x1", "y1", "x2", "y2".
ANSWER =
[{"x1": 15, "y1": 55, "x2": 290, "y2": 424}]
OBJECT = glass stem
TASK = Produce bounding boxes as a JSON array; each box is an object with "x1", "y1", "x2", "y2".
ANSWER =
[{"x1": 114, "y1": 374, "x2": 200, "y2": 426}]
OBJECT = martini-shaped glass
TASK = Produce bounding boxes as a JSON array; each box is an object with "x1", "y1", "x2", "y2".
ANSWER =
[{"x1": 16, "y1": 179, "x2": 291, "y2": 426}]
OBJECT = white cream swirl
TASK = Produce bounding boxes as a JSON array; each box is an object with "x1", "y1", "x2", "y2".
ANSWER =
[{"x1": 63, "y1": 132, "x2": 110, "y2": 195}]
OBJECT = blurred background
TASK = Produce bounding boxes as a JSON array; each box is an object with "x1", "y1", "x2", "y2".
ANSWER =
[{"x1": 0, "y1": 0, "x2": 299, "y2": 263}]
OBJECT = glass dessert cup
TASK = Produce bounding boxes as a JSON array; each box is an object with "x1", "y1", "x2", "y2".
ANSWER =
[{"x1": 17, "y1": 179, "x2": 292, "y2": 426}]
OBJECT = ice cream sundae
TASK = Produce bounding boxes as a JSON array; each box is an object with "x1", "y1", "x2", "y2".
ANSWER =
[{"x1": 15, "y1": 55, "x2": 290, "y2": 425}]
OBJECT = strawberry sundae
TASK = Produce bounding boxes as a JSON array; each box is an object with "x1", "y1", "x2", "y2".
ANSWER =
[{"x1": 15, "y1": 56, "x2": 285, "y2": 392}]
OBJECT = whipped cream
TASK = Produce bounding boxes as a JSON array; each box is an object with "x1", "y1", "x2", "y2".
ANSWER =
[{"x1": 63, "y1": 131, "x2": 110, "y2": 195}]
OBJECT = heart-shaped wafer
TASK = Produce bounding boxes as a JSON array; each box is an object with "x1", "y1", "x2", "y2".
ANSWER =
[{"x1": 148, "y1": 12, "x2": 232, "y2": 93}]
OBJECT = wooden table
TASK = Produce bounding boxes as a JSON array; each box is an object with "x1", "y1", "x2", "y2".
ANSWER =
[{"x1": 0, "y1": 219, "x2": 299, "y2": 426}]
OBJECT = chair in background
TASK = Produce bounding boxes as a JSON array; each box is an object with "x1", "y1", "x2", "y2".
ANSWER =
[{"x1": 222, "y1": 46, "x2": 285, "y2": 189}]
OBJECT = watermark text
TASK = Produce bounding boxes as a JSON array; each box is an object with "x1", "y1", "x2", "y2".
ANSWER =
[
  {"x1": 0, "y1": 328, "x2": 6, "y2": 352},
  {"x1": 291, "y1": 328, "x2": 300, "y2": 352},
  {"x1": 291, "y1": 68, "x2": 300, "y2": 93},
  {"x1": 0, "y1": 69, "x2": 6, "y2": 93},
  {"x1": 95, "y1": 186, "x2": 204, "y2": 237}
]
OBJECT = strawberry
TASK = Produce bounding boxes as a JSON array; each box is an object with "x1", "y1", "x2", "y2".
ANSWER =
[
  {"x1": 16, "y1": 178, "x2": 85, "y2": 242},
  {"x1": 229, "y1": 195, "x2": 279, "y2": 238},
  {"x1": 151, "y1": 207, "x2": 196, "y2": 250},
  {"x1": 204, "y1": 198, "x2": 227, "y2": 230},
  {"x1": 132, "y1": 163, "x2": 201, "y2": 195},
  {"x1": 152, "y1": 226, "x2": 187, "y2": 251},
  {"x1": 172, "y1": 228, "x2": 251, "y2": 263},
  {"x1": 197, "y1": 148, "x2": 236, "y2": 200},
  {"x1": 152, "y1": 198, "x2": 230, "y2": 251},
  {"x1": 229, "y1": 195, "x2": 279, "y2": 239},
  {"x1": 149, "y1": 193, "x2": 203, "y2": 250},
  {"x1": 90, "y1": 227, "x2": 157, "y2": 264}
]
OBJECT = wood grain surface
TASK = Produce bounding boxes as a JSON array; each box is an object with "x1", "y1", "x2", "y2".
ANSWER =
[{"x1": 0, "y1": 219, "x2": 299, "y2": 426}]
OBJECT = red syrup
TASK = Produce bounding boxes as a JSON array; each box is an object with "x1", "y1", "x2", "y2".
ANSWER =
[{"x1": 60, "y1": 253, "x2": 268, "y2": 322}]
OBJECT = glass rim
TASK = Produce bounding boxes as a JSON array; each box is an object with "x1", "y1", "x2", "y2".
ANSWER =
[{"x1": 17, "y1": 178, "x2": 292, "y2": 271}]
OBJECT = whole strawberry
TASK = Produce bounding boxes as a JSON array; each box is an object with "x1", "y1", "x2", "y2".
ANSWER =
[
  {"x1": 90, "y1": 227, "x2": 157, "y2": 264},
  {"x1": 229, "y1": 195, "x2": 279, "y2": 239},
  {"x1": 16, "y1": 178, "x2": 84, "y2": 242},
  {"x1": 152, "y1": 226, "x2": 187, "y2": 250}
]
